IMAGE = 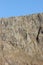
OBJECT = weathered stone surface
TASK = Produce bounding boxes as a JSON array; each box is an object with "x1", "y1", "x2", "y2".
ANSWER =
[{"x1": 0, "y1": 13, "x2": 43, "y2": 65}]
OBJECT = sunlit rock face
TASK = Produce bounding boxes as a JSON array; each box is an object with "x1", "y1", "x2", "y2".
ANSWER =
[{"x1": 0, "y1": 13, "x2": 43, "y2": 65}]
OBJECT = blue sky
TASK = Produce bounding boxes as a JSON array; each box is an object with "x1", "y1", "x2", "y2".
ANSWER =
[{"x1": 0, "y1": 0, "x2": 43, "y2": 18}]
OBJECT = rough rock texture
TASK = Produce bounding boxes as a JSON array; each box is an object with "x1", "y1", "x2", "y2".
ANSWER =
[{"x1": 0, "y1": 13, "x2": 43, "y2": 65}]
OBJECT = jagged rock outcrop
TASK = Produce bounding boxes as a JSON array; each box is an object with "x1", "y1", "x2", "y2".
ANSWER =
[{"x1": 0, "y1": 13, "x2": 43, "y2": 65}]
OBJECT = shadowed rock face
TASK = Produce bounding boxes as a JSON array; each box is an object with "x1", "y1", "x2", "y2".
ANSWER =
[{"x1": 0, "y1": 13, "x2": 43, "y2": 65}]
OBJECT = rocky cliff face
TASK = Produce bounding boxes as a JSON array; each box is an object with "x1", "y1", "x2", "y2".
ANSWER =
[{"x1": 0, "y1": 13, "x2": 43, "y2": 65}]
